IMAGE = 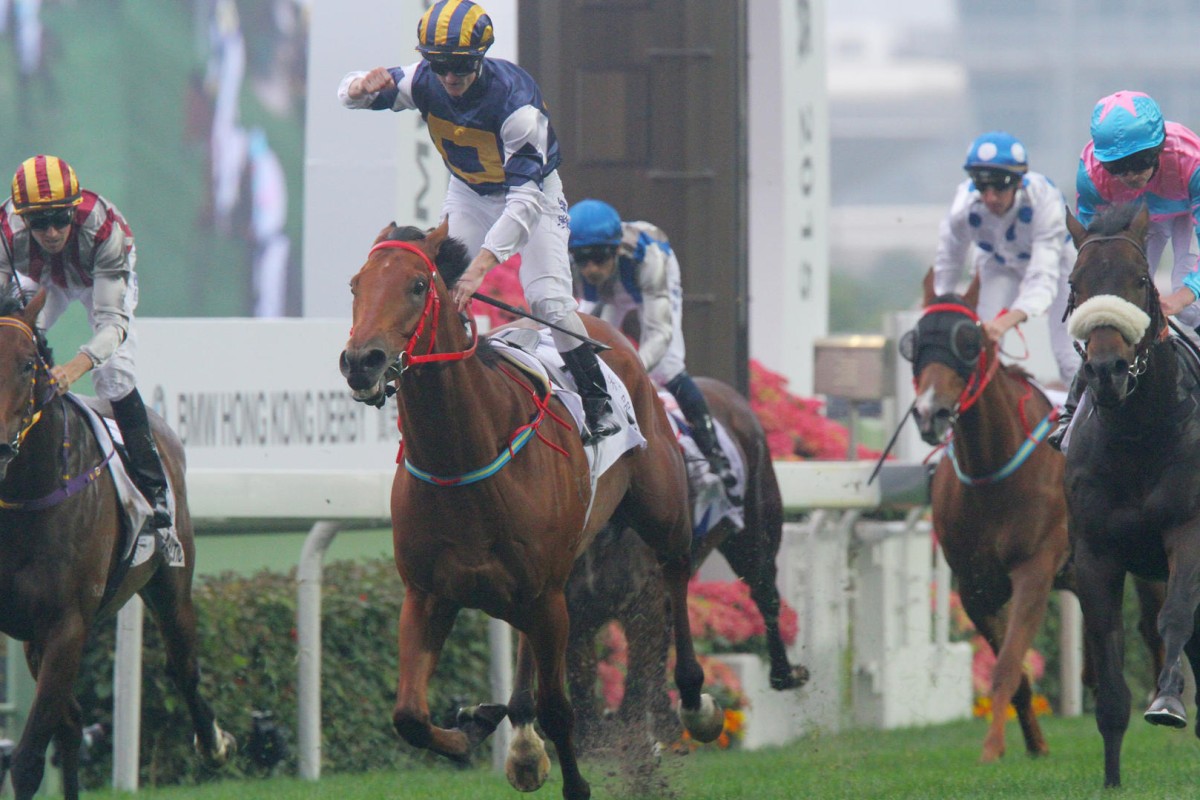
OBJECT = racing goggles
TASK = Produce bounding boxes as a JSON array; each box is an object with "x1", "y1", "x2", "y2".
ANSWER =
[
  {"x1": 426, "y1": 55, "x2": 482, "y2": 76},
  {"x1": 1101, "y1": 149, "x2": 1160, "y2": 176},
  {"x1": 968, "y1": 169, "x2": 1021, "y2": 192},
  {"x1": 25, "y1": 208, "x2": 74, "y2": 231},
  {"x1": 570, "y1": 245, "x2": 618, "y2": 265}
]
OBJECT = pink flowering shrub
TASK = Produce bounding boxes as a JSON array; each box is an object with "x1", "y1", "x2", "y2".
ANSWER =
[
  {"x1": 474, "y1": 254, "x2": 526, "y2": 327},
  {"x1": 687, "y1": 577, "x2": 798, "y2": 656}
]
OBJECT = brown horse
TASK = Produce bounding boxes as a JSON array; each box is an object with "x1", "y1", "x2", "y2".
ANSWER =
[
  {"x1": 0, "y1": 291, "x2": 233, "y2": 800},
  {"x1": 907, "y1": 271, "x2": 1072, "y2": 762},
  {"x1": 1062, "y1": 203, "x2": 1200, "y2": 788},
  {"x1": 566, "y1": 376, "x2": 807, "y2": 749},
  {"x1": 338, "y1": 222, "x2": 724, "y2": 800}
]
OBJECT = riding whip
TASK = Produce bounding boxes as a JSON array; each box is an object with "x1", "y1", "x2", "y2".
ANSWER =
[
  {"x1": 471, "y1": 292, "x2": 611, "y2": 351},
  {"x1": 868, "y1": 397, "x2": 917, "y2": 485}
]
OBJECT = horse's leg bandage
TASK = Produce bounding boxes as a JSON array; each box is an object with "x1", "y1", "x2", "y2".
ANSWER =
[{"x1": 1068, "y1": 295, "x2": 1151, "y2": 345}]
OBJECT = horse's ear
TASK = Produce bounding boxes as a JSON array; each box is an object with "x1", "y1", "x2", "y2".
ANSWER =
[
  {"x1": 371, "y1": 222, "x2": 396, "y2": 246},
  {"x1": 1130, "y1": 203, "x2": 1152, "y2": 246},
  {"x1": 922, "y1": 267, "x2": 936, "y2": 307},
  {"x1": 22, "y1": 289, "x2": 45, "y2": 327},
  {"x1": 1065, "y1": 206, "x2": 1088, "y2": 248},
  {"x1": 964, "y1": 270, "x2": 981, "y2": 310},
  {"x1": 425, "y1": 217, "x2": 450, "y2": 256}
]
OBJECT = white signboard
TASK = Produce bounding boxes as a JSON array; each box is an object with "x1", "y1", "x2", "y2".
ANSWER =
[{"x1": 135, "y1": 319, "x2": 401, "y2": 470}]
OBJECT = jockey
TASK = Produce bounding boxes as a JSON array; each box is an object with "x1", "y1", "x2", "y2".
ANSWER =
[
  {"x1": 933, "y1": 131, "x2": 1078, "y2": 387},
  {"x1": 0, "y1": 155, "x2": 171, "y2": 529},
  {"x1": 1053, "y1": 91, "x2": 1200, "y2": 449},
  {"x1": 568, "y1": 198, "x2": 739, "y2": 500},
  {"x1": 338, "y1": 0, "x2": 618, "y2": 444}
]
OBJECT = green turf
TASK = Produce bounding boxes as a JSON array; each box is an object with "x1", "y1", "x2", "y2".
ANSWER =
[{"x1": 79, "y1": 714, "x2": 1200, "y2": 800}]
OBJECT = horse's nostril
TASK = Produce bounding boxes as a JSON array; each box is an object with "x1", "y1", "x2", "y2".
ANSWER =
[
  {"x1": 1114, "y1": 359, "x2": 1129, "y2": 374},
  {"x1": 1083, "y1": 363, "x2": 1097, "y2": 379},
  {"x1": 362, "y1": 349, "x2": 387, "y2": 371}
]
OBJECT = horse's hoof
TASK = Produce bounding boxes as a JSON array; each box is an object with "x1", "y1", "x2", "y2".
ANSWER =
[
  {"x1": 195, "y1": 725, "x2": 237, "y2": 769},
  {"x1": 456, "y1": 703, "x2": 508, "y2": 748},
  {"x1": 679, "y1": 693, "x2": 725, "y2": 744},
  {"x1": 1145, "y1": 694, "x2": 1188, "y2": 729},
  {"x1": 505, "y1": 723, "x2": 550, "y2": 792},
  {"x1": 770, "y1": 664, "x2": 811, "y2": 691}
]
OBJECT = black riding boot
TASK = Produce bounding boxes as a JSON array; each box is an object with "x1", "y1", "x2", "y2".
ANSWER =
[
  {"x1": 666, "y1": 372, "x2": 740, "y2": 503},
  {"x1": 561, "y1": 345, "x2": 620, "y2": 445},
  {"x1": 1047, "y1": 371, "x2": 1085, "y2": 452},
  {"x1": 111, "y1": 388, "x2": 172, "y2": 529}
]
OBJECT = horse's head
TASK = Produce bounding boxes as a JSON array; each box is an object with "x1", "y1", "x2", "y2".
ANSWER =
[
  {"x1": 339, "y1": 219, "x2": 474, "y2": 406},
  {"x1": 903, "y1": 270, "x2": 988, "y2": 444},
  {"x1": 0, "y1": 289, "x2": 51, "y2": 478},
  {"x1": 1065, "y1": 204, "x2": 1159, "y2": 408}
]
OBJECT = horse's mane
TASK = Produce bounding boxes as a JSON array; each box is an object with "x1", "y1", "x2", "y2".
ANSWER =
[
  {"x1": 383, "y1": 224, "x2": 472, "y2": 287},
  {"x1": 0, "y1": 294, "x2": 53, "y2": 366},
  {"x1": 1086, "y1": 202, "x2": 1143, "y2": 237}
]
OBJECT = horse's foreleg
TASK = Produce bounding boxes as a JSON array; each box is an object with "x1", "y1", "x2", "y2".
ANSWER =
[
  {"x1": 716, "y1": 534, "x2": 808, "y2": 691},
  {"x1": 1145, "y1": 534, "x2": 1200, "y2": 729},
  {"x1": 1133, "y1": 577, "x2": 1166, "y2": 690},
  {"x1": 1075, "y1": 545, "x2": 1130, "y2": 788},
  {"x1": 516, "y1": 592, "x2": 590, "y2": 800},
  {"x1": 140, "y1": 569, "x2": 235, "y2": 767},
  {"x1": 959, "y1": 593, "x2": 1010, "y2": 764},
  {"x1": 993, "y1": 556, "x2": 1056, "y2": 759},
  {"x1": 392, "y1": 589, "x2": 473, "y2": 759},
  {"x1": 12, "y1": 622, "x2": 85, "y2": 800},
  {"x1": 661, "y1": 554, "x2": 724, "y2": 743},
  {"x1": 504, "y1": 632, "x2": 549, "y2": 789}
]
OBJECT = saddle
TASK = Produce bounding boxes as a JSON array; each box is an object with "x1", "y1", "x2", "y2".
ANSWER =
[{"x1": 72, "y1": 395, "x2": 185, "y2": 569}]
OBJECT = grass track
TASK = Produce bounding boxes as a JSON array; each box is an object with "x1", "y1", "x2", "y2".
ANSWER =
[{"x1": 83, "y1": 713, "x2": 1200, "y2": 800}]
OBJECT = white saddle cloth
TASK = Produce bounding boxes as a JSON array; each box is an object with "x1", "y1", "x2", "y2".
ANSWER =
[
  {"x1": 71, "y1": 395, "x2": 185, "y2": 568},
  {"x1": 656, "y1": 390, "x2": 746, "y2": 538}
]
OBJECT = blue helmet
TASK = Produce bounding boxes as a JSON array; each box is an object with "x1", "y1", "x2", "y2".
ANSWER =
[
  {"x1": 962, "y1": 131, "x2": 1028, "y2": 175},
  {"x1": 1090, "y1": 90, "x2": 1165, "y2": 162},
  {"x1": 568, "y1": 199, "x2": 621, "y2": 249}
]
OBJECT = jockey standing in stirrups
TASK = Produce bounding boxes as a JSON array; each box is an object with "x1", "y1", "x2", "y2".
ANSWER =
[
  {"x1": 933, "y1": 131, "x2": 1079, "y2": 395},
  {"x1": 1052, "y1": 91, "x2": 1200, "y2": 449},
  {"x1": 0, "y1": 154, "x2": 171, "y2": 529},
  {"x1": 338, "y1": 0, "x2": 619, "y2": 444},
  {"x1": 567, "y1": 198, "x2": 740, "y2": 503}
]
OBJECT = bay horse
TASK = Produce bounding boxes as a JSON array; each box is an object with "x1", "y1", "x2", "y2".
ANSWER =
[
  {"x1": 1062, "y1": 202, "x2": 1200, "y2": 788},
  {"x1": 338, "y1": 221, "x2": 724, "y2": 800},
  {"x1": 565, "y1": 376, "x2": 808, "y2": 749},
  {"x1": 0, "y1": 291, "x2": 233, "y2": 800},
  {"x1": 907, "y1": 270, "x2": 1072, "y2": 763}
]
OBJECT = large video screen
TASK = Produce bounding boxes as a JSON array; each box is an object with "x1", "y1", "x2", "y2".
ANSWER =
[{"x1": 0, "y1": 0, "x2": 308, "y2": 318}]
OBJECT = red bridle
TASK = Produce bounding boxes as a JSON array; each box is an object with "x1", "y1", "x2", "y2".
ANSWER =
[{"x1": 365, "y1": 239, "x2": 478, "y2": 371}]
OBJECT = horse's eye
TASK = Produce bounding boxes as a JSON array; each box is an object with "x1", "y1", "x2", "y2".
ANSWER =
[
  {"x1": 21, "y1": 359, "x2": 34, "y2": 375},
  {"x1": 412, "y1": 280, "x2": 428, "y2": 297}
]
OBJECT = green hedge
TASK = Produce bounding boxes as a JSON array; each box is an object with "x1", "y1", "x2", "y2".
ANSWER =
[{"x1": 75, "y1": 559, "x2": 493, "y2": 789}]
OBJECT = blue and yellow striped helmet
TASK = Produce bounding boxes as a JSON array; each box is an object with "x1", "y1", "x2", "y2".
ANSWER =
[{"x1": 417, "y1": 0, "x2": 494, "y2": 58}]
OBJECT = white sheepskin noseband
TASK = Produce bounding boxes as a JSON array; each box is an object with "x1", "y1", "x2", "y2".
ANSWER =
[{"x1": 1068, "y1": 295, "x2": 1151, "y2": 345}]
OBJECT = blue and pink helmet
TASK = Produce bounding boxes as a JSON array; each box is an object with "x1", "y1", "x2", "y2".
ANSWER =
[{"x1": 1090, "y1": 91, "x2": 1165, "y2": 163}]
